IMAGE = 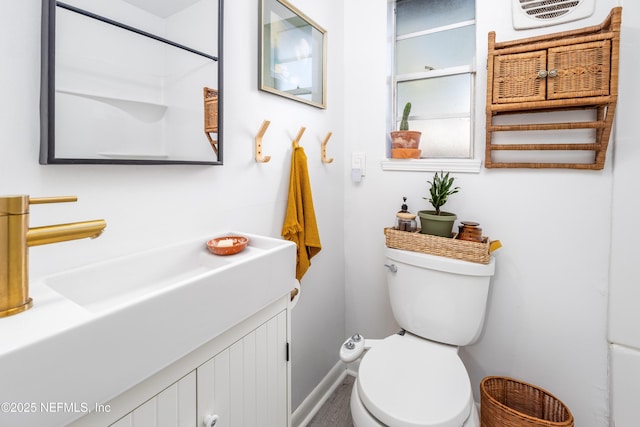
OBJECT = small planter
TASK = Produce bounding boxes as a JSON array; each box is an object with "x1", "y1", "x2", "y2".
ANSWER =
[
  {"x1": 391, "y1": 102, "x2": 421, "y2": 158},
  {"x1": 390, "y1": 130, "x2": 422, "y2": 149},
  {"x1": 391, "y1": 131, "x2": 422, "y2": 158},
  {"x1": 418, "y1": 210, "x2": 456, "y2": 237}
]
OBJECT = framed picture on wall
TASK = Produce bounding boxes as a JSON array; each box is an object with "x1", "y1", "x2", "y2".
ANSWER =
[{"x1": 260, "y1": 0, "x2": 327, "y2": 109}]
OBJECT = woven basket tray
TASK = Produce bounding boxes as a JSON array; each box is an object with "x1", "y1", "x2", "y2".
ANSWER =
[
  {"x1": 384, "y1": 227, "x2": 490, "y2": 264},
  {"x1": 480, "y1": 377, "x2": 574, "y2": 427}
]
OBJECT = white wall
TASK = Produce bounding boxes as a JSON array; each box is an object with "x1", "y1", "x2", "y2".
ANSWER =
[
  {"x1": 609, "y1": 0, "x2": 640, "y2": 425},
  {"x1": 610, "y1": 0, "x2": 640, "y2": 350},
  {"x1": 343, "y1": 0, "x2": 622, "y2": 426},
  {"x1": 0, "y1": 0, "x2": 345, "y2": 415},
  {"x1": 3, "y1": 0, "x2": 636, "y2": 425}
]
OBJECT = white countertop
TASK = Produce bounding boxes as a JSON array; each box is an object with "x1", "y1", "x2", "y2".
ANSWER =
[{"x1": 0, "y1": 232, "x2": 296, "y2": 426}]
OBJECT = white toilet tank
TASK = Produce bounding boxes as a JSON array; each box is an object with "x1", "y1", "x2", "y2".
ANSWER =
[{"x1": 385, "y1": 247, "x2": 495, "y2": 346}]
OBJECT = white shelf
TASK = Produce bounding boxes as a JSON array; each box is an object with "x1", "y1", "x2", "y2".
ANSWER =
[
  {"x1": 56, "y1": 88, "x2": 168, "y2": 121},
  {"x1": 381, "y1": 158, "x2": 482, "y2": 173}
]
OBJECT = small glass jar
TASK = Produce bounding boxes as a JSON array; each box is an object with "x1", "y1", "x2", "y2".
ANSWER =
[{"x1": 396, "y1": 213, "x2": 417, "y2": 232}]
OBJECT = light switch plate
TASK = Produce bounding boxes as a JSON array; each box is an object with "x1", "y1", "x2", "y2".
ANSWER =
[{"x1": 351, "y1": 152, "x2": 366, "y2": 176}]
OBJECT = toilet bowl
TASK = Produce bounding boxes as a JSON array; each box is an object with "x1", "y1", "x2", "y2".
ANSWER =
[
  {"x1": 351, "y1": 333, "x2": 478, "y2": 427},
  {"x1": 342, "y1": 247, "x2": 495, "y2": 426},
  {"x1": 351, "y1": 383, "x2": 479, "y2": 427}
]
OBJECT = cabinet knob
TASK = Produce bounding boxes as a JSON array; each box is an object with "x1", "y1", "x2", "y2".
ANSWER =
[
  {"x1": 204, "y1": 414, "x2": 219, "y2": 427},
  {"x1": 548, "y1": 69, "x2": 558, "y2": 78},
  {"x1": 537, "y1": 70, "x2": 548, "y2": 79}
]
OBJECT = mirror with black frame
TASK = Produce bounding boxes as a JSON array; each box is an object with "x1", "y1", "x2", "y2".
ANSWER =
[{"x1": 40, "y1": 0, "x2": 223, "y2": 165}]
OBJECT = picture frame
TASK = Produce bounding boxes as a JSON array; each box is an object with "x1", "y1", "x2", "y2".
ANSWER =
[{"x1": 260, "y1": 0, "x2": 327, "y2": 109}]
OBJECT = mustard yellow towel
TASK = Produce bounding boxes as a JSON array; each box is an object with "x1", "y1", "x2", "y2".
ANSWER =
[{"x1": 282, "y1": 146, "x2": 321, "y2": 280}]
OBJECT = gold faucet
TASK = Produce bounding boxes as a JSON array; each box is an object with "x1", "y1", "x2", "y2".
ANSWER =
[{"x1": 0, "y1": 195, "x2": 106, "y2": 318}]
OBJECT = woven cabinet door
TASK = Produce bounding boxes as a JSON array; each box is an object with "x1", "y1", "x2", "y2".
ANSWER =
[
  {"x1": 204, "y1": 88, "x2": 219, "y2": 133},
  {"x1": 547, "y1": 40, "x2": 611, "y2": 99},
  {"x1": 492, "y1": 50, "x2": 547, "y2": 104}
]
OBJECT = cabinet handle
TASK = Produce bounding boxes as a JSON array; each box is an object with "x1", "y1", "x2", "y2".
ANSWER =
[
  {"x1": 204, "y1": 414, "x2": 219, "y2": 427},
  {"x1": 548, "y1": 69, "x2": 558, "y2": 78},
  {"x1": 537, "y1": 70, "x2": 548, "y2": 79}
]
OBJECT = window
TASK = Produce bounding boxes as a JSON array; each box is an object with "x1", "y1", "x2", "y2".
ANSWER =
[{"x1": 383, "y1": 0, "x2": 481, "y2": 172}]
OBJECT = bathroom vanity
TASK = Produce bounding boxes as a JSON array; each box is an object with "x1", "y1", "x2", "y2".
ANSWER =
[
  {"x1": 72, "y1": 295, "x2": 290, "y2": 427},
  {"x1": 0, "y1": 232, "x2": 296, "y2": 427}
]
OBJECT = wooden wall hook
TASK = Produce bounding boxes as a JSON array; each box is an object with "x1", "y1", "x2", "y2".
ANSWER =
[
  {"x1": 292, "y1": 127, "x2": 306, "y2": 147},
  {"x1": 255, "y1": 120, "x2": 272, "y2": 163},
  {"x1": 321, "y1": 132, "x2": 334, "y2": 163}
]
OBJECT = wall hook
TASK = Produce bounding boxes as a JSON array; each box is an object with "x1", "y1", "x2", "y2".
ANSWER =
[
  {"x1": 321, "y1": 132, "x2": 334, "y2": 163},
  {"x1": 292, "y1": 127, "x2": 306, "y2": 148},
  {"x1": 255, "y1": 120, "x2": 272, "y2": 163}
]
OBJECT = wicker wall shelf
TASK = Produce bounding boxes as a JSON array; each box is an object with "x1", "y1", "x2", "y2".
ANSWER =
[{"x1": 485, "y1": 7, "x2": 622, "y2": 170}]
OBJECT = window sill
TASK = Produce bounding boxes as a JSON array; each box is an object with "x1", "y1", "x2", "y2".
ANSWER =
[{"x1": 381, "y1": 158, "x2": 482, "y2": 173}]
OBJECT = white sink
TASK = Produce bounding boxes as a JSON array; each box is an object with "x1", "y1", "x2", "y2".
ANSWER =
[
  {"x1": 0, "y1": 232, "x2": 296, "y2": 427},
  {"x1": 45, "y1": 237, "x2": 233, "y2": 312}
]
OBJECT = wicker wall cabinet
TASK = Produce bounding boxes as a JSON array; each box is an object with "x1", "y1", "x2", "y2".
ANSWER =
[{"x1": 485, "y1": 7, "x2": 621, "y2": 169}]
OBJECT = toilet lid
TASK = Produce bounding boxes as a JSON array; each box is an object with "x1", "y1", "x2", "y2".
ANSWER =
[{"x1": 358, "y1": 334, "x2": 472, "y2": 427}]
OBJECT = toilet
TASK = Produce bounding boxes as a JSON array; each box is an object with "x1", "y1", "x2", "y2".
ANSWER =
[{"x1": 341, "y1": 247, "x2": 495, "y2": 427}]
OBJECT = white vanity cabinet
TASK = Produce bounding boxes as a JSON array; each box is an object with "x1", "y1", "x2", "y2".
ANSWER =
[
  {"x1": 196, "y1": 309, "x2": 288, "y2": 426},
  {"x1": 71, "y1": 296, "x2": 290, "y2": 427},
  {"x1": 110, "y1": 372, "x2": 197, "y2": 427}
]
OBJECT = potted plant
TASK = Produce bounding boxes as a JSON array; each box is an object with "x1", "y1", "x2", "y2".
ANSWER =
[
  {"x1": 418, "y1": 171, "x2": 459, "y2": 237},
  {"x1": 390, "y1": 102, "x2": 422, "y2": 159}
]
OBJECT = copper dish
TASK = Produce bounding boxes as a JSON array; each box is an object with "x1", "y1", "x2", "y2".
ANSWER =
[{"x1": 207, "y1": 235, "x2": 249, "y2": 256}]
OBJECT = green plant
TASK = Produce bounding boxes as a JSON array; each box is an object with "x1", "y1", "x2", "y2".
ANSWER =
[
  {"x1": 424, "y1": 171, "x2": 460, "y2": 215},
  {"x1": 399, "y1": 102, "x2": 411, "y2": 131}
]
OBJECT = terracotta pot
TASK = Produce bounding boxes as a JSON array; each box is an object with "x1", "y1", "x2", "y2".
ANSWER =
[
  {"x1": 391, "y1": 148, "x2": 421, "y2": 159},
  {"x1": 390, "y1": 131, "x2": 422, "y2": 149}
]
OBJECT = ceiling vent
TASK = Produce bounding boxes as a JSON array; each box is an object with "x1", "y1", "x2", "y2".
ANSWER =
[{"x1": 512, "y1": 0, "x2": 595, "y2": 30}]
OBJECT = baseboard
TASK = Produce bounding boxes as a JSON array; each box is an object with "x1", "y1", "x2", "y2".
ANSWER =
[{"x1": 292, "y1": 361, "x2": 352, "y2": 427}]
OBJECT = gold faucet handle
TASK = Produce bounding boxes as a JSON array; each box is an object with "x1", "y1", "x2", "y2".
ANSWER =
[
  {"x1": 1, "y1": 195, "x2": 78, "y2": 215},
  {"x1": 29, "y1": 196, "x2": 78, "y2": 205}
]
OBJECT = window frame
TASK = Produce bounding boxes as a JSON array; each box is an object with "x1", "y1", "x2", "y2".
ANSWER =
[{"x1": 383, "y1": 0, "x2": 481, "y2": 173}]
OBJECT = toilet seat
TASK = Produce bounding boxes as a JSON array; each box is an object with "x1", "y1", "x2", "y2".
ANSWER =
[{"x1": 357, "y1": 333, "x2": 472, "y2": 427}]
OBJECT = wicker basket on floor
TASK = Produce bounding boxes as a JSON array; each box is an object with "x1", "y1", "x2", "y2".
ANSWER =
[
  {"x1": 384, "y1": 227, "x2": 491, "y2": 264},
  {"x1": 480, "y1": 377, "x2": 574, "y2": 427}
]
